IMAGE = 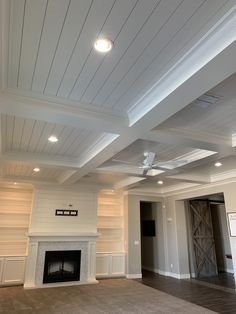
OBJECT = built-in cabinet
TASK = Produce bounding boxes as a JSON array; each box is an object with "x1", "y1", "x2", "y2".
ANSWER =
[
  {"x1": 0, "y1": 256, "x2": 26, "y2": 286},
  {"x1": 0, "y1": 185, "x2": 33, "y2": 286},
  {"x1": 96, "y1": 191, "x2": 125, "y2": 277}
]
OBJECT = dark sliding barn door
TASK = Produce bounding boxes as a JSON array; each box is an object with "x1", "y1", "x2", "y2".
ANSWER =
[{"x1": 189, "y1": 200, "x2": 218, "y2": 278}]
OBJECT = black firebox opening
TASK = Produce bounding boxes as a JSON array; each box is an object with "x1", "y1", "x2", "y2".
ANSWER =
[{"x1": 43, "y1": 250, "x2": 81, "y2": 284}]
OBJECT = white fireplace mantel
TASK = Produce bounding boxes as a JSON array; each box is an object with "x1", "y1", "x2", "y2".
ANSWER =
[
  {"x1": 27, "y1": 232, "x2": 99, "y2": 242},
  {"x1": 24, "y1": 232, "x2": 99, "y2": 289}
]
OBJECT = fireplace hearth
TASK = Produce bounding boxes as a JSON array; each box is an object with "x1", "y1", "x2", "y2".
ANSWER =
[{"x1": 43, "y1": 250, "x2": 81, "y2": 283}]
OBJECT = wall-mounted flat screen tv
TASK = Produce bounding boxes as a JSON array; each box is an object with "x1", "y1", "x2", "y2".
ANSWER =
[{"x1": 142, "y1": 220, "x2": 156, "y2": 237}]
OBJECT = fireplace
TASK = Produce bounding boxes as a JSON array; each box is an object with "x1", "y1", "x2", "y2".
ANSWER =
[{"x1": 43, "y1": 250, "x2": 81, "y2": 283}]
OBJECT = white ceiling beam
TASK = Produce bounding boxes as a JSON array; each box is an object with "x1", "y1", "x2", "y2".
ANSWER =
[
  {"x1": 140, "y1": 129, "x2": 232, "y2": 153},
  {"x1": 0, "y1": 92, "x2": 129, "y2": 134},
  {"x1": 114, "y1": 177, "x2": 146, "y2": 190},
  {"x1": 62, "y1": 39, "x2": 236, "y2": 185},
  {"x1": 128, "y1": 6, "x2": 236, "y2": 125},
  {"x1": 166, "y1": 171, "x2": 211, "y2": 184},
  {"x1": 0, "y1": 152, "x2": 80, "y2": 169}
]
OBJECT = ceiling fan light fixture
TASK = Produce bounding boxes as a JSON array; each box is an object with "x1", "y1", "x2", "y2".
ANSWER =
[
  {"x1": 33, "y1": 167, "x2": 40, "y2": 172},
  {"x1": 157, "y1": 180, "x2": 163, "y2": 185},
  {"x1": 214, "y1": 161, "x2": 222, "y2": 167}
]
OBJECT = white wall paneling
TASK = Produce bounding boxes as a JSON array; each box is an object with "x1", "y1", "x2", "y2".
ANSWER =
[{"x1": 30, "y1": 186, "x2": 98, "y2": 233}]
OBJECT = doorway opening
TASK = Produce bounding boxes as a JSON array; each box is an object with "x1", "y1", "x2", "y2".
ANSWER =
[
  {"x1": 140, "y1": 201, "x2": 164, "y2": 276},
  {"x1": 186, "y1": 193, "x2": 235, "y2": 290}
]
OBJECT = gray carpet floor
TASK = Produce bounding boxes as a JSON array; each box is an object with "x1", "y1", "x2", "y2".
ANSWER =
[{"x1": 0, "y1": 279, "x2": 217, "y2": 313}]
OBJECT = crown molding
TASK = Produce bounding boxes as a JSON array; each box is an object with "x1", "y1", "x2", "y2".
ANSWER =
[
  {"x1": 125, "y1": 189, "x2": 163, "y2": 198},
  {"x1": 0, "y1": 91, "x2": 128, "y2": 134},
  {"x1": 211, "y1": 169, "x2": 236, "y2": 182},
  {"x1": 0, "y1": 152, "x2": 80, "y2": 169},
  {"x1": 128, "y1": 5, "x2": 236, "y2": 125}
]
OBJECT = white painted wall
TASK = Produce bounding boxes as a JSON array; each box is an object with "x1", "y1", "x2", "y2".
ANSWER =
[
  {"x1": 164, "y1": 181, "x2": 236, "y2": 278},
  {"x1": 29, "y1": 185, "x2": 98, "y2": 233},
  {"x1": 124, "y1": 194, "x2": 164, "y2": 277},
  {"x1": 140, "y1": 202, "x2": 165, "y2": 274},
  {"x1": 211, "y1": 204, "x2": 233, "y2": 273},
  {"x1": 126, "y1": 179, "x2": 236, "y2": 280}
]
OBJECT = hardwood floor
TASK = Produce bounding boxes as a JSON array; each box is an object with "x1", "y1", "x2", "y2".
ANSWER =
[
  {"x1": 136, "y1": 270, "x2": 236, "y2": 314},
  {"x1": 195, "y1": 272, "x2": 235, "y2": 290}
]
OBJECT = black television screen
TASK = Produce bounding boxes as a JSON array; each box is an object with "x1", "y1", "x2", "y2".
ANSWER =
[{"x1": 142, "y1": 220, "x2": 156, "y2": 237}]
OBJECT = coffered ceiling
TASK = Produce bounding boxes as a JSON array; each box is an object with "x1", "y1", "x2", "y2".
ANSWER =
[{"x1": 0, "y1": 0, "x2": 236, "y2": 193}]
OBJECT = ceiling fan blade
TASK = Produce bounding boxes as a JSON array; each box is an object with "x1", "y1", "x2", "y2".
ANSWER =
[
  {"x1": 143, "y1": 152, "x2": 156, "y2": 166},
  {"x1": 143, "y1": 168, "x2": 149, "y2": 176},
  {"x1": 151, "y1": 165, "x2": 170, "y2": 171}
]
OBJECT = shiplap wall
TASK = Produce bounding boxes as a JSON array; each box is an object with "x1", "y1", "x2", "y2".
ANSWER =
[
  {"x1": 29, "y1": 186, "x2": 97, "y2": 233},
  {"x1": 0, "y1": 186, "x2": 33, "y2": 256}
]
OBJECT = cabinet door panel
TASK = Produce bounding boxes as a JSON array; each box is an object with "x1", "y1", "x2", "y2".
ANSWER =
[
  {"x1": 96, "y1": 255, "x2": 110, "y2": 277},
  {"x1": 2, "y1": 257, "x2": 25, "y2": 285},
  {"x1": 111, "y1": 255, "x2": 125, "y2": 275}
]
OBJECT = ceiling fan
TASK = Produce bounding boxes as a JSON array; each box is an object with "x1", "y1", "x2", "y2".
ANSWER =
[{"x1": 112, "y1": 152, "x2": 187, "y2": 175}]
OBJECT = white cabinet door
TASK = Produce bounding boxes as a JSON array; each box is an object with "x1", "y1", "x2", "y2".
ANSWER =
[
  {"x1": 96, "y1": 254, "x2": 110, "y2": 277},
  {"x1": 111, "y1": 254, "x2": 125, "y2": 276},
  {"x1": 96, "y1": 253, "x2": 125, "y2": 278},
  {"x1": 1, "y1": 257, "x2": 26, "y2": 286}
]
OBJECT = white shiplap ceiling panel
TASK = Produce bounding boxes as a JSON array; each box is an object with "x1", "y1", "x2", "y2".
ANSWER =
[
  {"x1": 80, "y1": 0, "x2": 181, "y2": 105},
  {"x1": 31, "y1": 0, "x2": 71, "y2": 93},
  {"x1": 1, "y1": 114, "x2": 107, "y2": 158},
  {"x1": 4, "y1": 162, "x2": 63, "y2": 181},
  {"x1": 110, "y1": 0, "x2": 227, "y2": 112},
  {"x1": 43, "y1": 0, "x2": 94, "y2": 96},
  {"x1": 7, "y1": 0, "x2": 230, "y2": 117},
  {"x1": 17, "y1": 0, "x2": 48, "y2": 90},
  {"x1": 156, "y1": 73, "x2": 236, "y2": 138},
  {"x1": 68, "y1": 0, "x2": 139, "y2": 101},
  {"x1": 55, "y1": 0, "x2": 116, "y2": 99}
]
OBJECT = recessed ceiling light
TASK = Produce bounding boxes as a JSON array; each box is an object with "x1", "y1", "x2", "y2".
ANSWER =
[
  {"x1": 157, "y1": 180, "x2": 163, "y2": 185},
  {"x1": 94, "y1": 38, "x2": 113, "y2": 53},
  {"x1": 33, "y1": 167, "x2": 40, "y2": 172},
  {"x1": 214, "y1": 161, "x2": 222, "y2": 167},
  {"x1": 48, "y1": 135, "x2": 58, "y2": 143}
]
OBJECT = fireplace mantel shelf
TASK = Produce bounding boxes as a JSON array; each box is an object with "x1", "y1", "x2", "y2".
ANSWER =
[
  {"x1": 27, "y1": 232, "x2": 99, "y2": 242},
  {"x1": 28, "y1": 232, "x2": 99, "y2": 237}
]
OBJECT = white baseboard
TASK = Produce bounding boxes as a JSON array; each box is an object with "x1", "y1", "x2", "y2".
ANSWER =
[
  {"x1": 24, "y1": 279, "x2": 98, "y2": 289},
  {"x1": 142, "y1": 265, "x2": 190, "y2": 279},
  {"x1": 96, "y1": 274, "x2": 125, "y2": 279},
  {"x1": 225, "y1": 268, "x2": 234, "y2": 274},
  {"x1": 126, "y1": 274, "x2": 142, "y2": 279}
]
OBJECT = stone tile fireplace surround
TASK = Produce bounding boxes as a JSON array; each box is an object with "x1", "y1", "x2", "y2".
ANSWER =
[{"x1": 24, "y1": 233, "x2": 98, "y2": 289}]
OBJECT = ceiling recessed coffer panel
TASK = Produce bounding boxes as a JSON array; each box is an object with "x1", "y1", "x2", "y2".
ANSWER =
[{"x1": 7, "y1": 0, "x2": 230, "y2": 117}]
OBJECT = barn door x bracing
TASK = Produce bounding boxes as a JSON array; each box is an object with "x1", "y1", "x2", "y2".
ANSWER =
[{"x1": 189, "y1": 200, "x2": 218, "y2": 278}]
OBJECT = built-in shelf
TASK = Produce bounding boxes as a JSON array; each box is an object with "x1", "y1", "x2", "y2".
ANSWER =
[
  {"x1": 0, "y1": 211, "x2": 30, "y2": 215},
  {"x1": 97, "y1": 191, "x2": 125, "y2": 259},
  {"x1": 0, "y1": 226, "x2": 29, "y2": 228},
  {"x1": 0, "y1": 186, "x2": 33, "y2": 256}
]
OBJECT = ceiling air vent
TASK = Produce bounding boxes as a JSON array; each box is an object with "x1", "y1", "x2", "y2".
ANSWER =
[{"x1": 193, "y1": 93, "x2": 220, "y2": 108}]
